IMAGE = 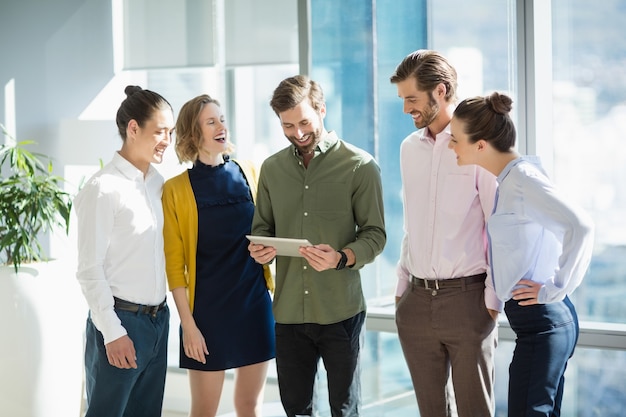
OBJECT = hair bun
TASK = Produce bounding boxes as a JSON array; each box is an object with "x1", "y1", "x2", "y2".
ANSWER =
[
  {"x1": 487, "y1": 92, "x2": 512, "y2": 115},
  {"x1": 124, "y1": 85, "x2": 144, "y2": 98}
]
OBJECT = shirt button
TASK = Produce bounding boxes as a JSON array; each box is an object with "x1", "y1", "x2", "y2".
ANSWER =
[
  {"x1": 304, "y1": 290, "x2": 309, "y2": 295},
  {"x1": 305, "y1": 185, "x2": 309, "y2": 189},
  {"x1": 304, "y1": 212, "x2": 308, "y2": 216},
  {"x1": 303, "y1": 266, "x2": 307, "y2": 270}
]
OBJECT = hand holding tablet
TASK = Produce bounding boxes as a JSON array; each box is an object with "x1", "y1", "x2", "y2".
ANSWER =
[{"x1": 246, "y1": 235, "x2": 313, "y2": 257}]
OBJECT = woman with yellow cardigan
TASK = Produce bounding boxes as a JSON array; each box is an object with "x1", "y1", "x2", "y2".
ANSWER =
[{"x1": 163, "y1": 94, "x2": 275, "y2": 417}]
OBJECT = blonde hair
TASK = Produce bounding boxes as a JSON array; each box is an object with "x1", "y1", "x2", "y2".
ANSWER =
[{"x1": 175, "y1": 94, "x2": 235, "y2": 163}]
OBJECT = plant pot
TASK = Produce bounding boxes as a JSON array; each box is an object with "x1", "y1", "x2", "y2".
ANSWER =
[{"x1": 0, "y1": 259, "x2": 87, "y2": 417}]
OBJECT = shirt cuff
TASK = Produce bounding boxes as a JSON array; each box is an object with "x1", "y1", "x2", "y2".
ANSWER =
[
  {"x1": 484, "y1": 286, "x2": 504, "y2": 312},
  {"x1": 92, "y1": 308, "x2": 127, "y2": 345},
  {"x1": 395, "y1": 264, "x2": 410, "y2": 297}
]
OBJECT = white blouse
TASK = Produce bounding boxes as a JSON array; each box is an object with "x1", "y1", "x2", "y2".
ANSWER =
[{"x1": 488, "y1": 156, "x2": 594, "y2": 303}]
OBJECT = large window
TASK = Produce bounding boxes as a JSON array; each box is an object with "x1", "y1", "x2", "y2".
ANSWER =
[
  {"x1": 549, "y1": 2, "x2": 626, "y2": 411},
  {"x1": 552, "y1": 0, "x2": 626, "y2": 324},
  {"x1": 305, "y1": 0, "x2": 626, "y2": 416}
]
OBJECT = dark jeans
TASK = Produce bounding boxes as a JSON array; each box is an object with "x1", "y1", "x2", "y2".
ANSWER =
[
  {"x1": 275, "y1": 311, "x2": 365, "y2": 417},
  {"x1": 505, "y1": 296, "x2": 578, "y2": 417},
  {"x1": 84, "y1": 305, "x2": 169, "y2": 417}
]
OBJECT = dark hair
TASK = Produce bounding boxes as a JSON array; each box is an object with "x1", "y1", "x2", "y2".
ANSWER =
[
  {"x1": 174, "y1": 94, "x2": 234, "y2": 163},
  {"x1": 390, "y1": 49, "x2": 458, "y2": 103},
  {"x1": 270, "y1": 75, "x2": 325, "y2": 115},
  {"x1": 453, "y1": 92, "x2": 516, "y2": 152},
  {"x1": 115, "y1": 85, "x2": 172, "y2": 141}
]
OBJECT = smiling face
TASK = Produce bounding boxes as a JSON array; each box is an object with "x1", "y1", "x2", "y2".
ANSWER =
[
  {"x1": 197, "y1": 102, "x2": 228, "y2": 163},
  {"x1": 128, "y1": 107, "x2": 175, "y2": 170},
  {"x1": 449, "y1": 116, "x2": 480, "y2": 166},
  {"x1": 396, "y1": 77, "x2": 440, "y2": 129},
  {"x1": 278, "y1": 99, "x2": 326, "y2": 155}
]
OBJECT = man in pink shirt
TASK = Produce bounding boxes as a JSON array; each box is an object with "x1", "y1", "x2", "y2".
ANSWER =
[{"x1": 390, "y1": 50, "x2": 502, "y2": 417}]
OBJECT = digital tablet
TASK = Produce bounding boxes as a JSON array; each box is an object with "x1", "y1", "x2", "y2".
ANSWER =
[{"x1": 246, "y1": 235, "x2": 313, "y2": 257}]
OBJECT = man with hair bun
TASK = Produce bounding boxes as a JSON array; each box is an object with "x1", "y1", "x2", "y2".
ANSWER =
[{"x1": 390, "y1": 50, "x2": 501, "y2": 417}]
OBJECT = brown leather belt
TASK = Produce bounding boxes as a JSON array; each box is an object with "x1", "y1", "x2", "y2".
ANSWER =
[
  {"x1": 411, "y1": 273, "x2": 486, "y2": 290},
  {"x1": 114, "y1": 297, "x2": 167, "y2": 317}
]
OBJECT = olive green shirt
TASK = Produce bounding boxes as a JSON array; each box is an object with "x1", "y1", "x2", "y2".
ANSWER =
[{"x1": 252, "y1": 131, "x2": 386, "y2": 324}]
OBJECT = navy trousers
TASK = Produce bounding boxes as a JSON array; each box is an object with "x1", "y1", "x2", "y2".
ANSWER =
[
  {"x1": 84, "y1": 306, "x2": 169, "y2": 417},
  {"x1": 505, "y1": 296, "x2": 578, "y2": 417}
]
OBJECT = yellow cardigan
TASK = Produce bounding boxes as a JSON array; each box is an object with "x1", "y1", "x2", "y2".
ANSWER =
[{"x1": 162, "y1": 159, "x2": 273, "y2": 312}]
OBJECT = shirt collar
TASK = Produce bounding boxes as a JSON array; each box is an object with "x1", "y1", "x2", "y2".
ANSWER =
[
  {"x1": 318, "y1": 130, "x2": 339, "y2": 152},
  {"x1": 420, "y1": 124, "x2": 452, "y2": 143},
  {"x1": 497, "y1": 155, "x2": 543, "y2": 184},
  {"x1": 112, "y1": 151, "x2": 154, "y2": 182}
]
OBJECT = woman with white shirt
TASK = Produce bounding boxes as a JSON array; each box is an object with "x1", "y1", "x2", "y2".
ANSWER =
[{"x1": 448, "y1": 92, "x2": 594, "y2": 417}]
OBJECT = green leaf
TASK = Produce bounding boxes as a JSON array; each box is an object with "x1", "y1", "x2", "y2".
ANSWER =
[{"x1": 0, "y1": 123, "x2": 73, "y2": 271}]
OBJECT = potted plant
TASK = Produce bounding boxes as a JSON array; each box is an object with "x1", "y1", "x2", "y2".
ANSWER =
[
  {"x1": 0, "y1": 124, "x2": 85, "y2": 417},
  {"x1": 0, "y1": 123, "x2": 72, "y2": 271}
]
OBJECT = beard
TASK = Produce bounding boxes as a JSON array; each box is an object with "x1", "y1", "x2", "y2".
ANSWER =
[
  {"x1": 413, "y1": 96, "x2": 440, "y2": 129},
  {"x1": 287, "y1": 127, "x2": 322, "y2": 155}
]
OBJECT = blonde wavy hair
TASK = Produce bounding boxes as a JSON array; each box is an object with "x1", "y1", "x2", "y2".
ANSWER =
[{"x1": 174, "y1": 94, "x2": 235, "y2": 163}]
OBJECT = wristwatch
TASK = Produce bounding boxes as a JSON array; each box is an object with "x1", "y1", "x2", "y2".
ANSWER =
[{"x1": 335, "y1": 250, "x2": 348, "y2": 270}]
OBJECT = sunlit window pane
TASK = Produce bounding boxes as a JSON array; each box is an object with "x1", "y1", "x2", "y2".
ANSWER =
[{"x1": 552, "y1": 0, "x2": 626, "y2": 324}]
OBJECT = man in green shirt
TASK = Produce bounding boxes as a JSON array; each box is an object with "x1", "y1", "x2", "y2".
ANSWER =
[{"x1": 249, "y1": 75, "x2": 386, "y2": 417}]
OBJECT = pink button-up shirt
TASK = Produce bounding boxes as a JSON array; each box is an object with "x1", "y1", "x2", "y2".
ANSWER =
[{"x1": 396, "y1": 125, "x2": 502, "y2": 311}]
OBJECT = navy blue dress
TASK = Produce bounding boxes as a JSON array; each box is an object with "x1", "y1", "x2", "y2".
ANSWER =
[{"x1": 180, "y1": 158, "x2": 275, "y2": 371}]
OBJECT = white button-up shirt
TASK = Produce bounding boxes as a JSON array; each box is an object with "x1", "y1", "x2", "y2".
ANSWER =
[
  {"x1": 74, "y1": 152, "x2": 166, "y2": 344},
  {"x1": 396, "y1": 126, "x2": 502, "y2": 311},
  {"x1": 488, "y1": 156, "x2": 594, "y2": 303}
]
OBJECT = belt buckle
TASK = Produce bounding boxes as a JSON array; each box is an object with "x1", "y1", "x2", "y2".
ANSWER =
[
  {"x1": 424, "y1": 279, "x2": 440, "y2": 290},
  {"x1": 140, "y1": 304, "x2": 158, "y2": 317},
  {"x1": 424, "y1": 279, "x2": 439, "y2": 296}
]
